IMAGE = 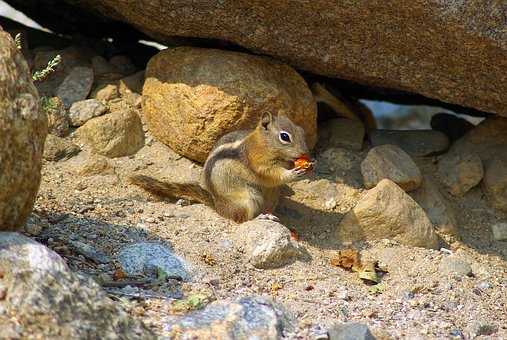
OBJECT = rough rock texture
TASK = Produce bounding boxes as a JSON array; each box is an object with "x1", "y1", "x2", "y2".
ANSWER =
[
  {"x1": 234, "y1": 220, "x2": 300, "y2": 269},
  {"x1": 318, "y1": 118, "x2": 364, "y2": 151},
  {"x1": 439, "y1": 256, "x2": 473, "y2": 278},
  {"x1": 45, "y1": 96, "x2": 70, "y2": 137},
  {"x1": 482, "y1": 157, "x2": 507, "y2": 212},
  {"x1": 328, "y1": 323, "x2": 376, "y2": 340},
  {"x1": 143, "y1": 47, "x2": 317, "y2": 163},
  {"x1": 7, "y1": 0, "x2": 506, "y2": 115},
  {"x1": 117, "y1": 242, "x2": 190, "y2": 281},
  {"x1": 0, "y1": 232, "x2": 154, "y2": 338},
  {"x1": 337, "y1": 179, "x2": 439, "y2": 249},
  {"x1": 0, "y1": 28, "x2": 47, "y2": 231},
  {"x1": 492, "y1": 223, "x2": 507, "y2": 241},
  {"x1": 43, "y1": 134, "x2": 81, "y2": 161},
  {"x1": 361, "y1": 145, "x2": 422, "y2": 191},
  {"x1": 163, "y1": 296, "x2": 293, "y2": 339},
  {"x1": 369, "y1": 130, "x2": 450, "y2": 157},
  {"x1": 438, "y1": 150, "x2": 483, "y2": 197},
  {"x1": 56, "y1": 66, "x2": 94, "y2": 108},
  {"x1": 69, "y1": 99, "x2": 107, "y2": 126},
  {"x1": 76, "y1": 108, "x2": 145, "y2": 158},
  {"x1": 410, "y1": 176, "x2": 458, "y2": 236}
]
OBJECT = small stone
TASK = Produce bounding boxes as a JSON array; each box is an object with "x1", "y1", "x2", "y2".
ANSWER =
[
  {"x1": 76, "y1": 108, "x2": 145, "y2": 158},
  {"x1": 369, "y1": 129, "x2": 449, "y2": 157},
  {"x1": 43, "y1": 134, "x2": 81, "y2": 161},
  {"x1": 235, "y1": 220, "x2": 300, "y2": 269},
  {"x1": 337, "y1": 179, "x2": 439, "y2": 249},
  {"x1": 491, "y1": 223, "x2": 507, "y2": 241},
  {"x1": 328, "y1": 323, "x2": 376, "y2": 340},
  {"x1": 318, "y1": 118, "x2": 364, "y2": 151},
  {"x1": 477, "y1": 281, "x2": 492, "y2": 290},
  {"x1": 482, "y1": 158, "x2": 507, "y2": 212},
  {"x1": 117, "y1": 242, "x2": 190, "y2": 281},
  {"x1": 410, "y1": 176, "x2": 458, "y2": 236},
  {"x1": 91, "y1": 83, "x2": 120, "y2": 102},
  {"x1": 430, "y1": 113, "x2": 475, "y2": 142},
  {"x1": 77, "y1": 155, "x2": 115, "y2": 176},
  {"x1": 439, "y1": 256, "x2": 473, "y2": 277},
  {"x1": 163, "y1": 296, "x2": 293, "y2": 339},
  {"x1": 69, "y1": 99, "x2": 107, "y2": 126},
  {"x1": 56, "y1": 66, "x2": 94, "y2": 108},
  {"x1": 70, "y1": 240, "x2": 111, "y2": 264},
  {"x1": 109, "y1": 55, "x2": 137, "y2": 75},
  {"x1": 361, "y1": 144, "x2": 422, "y2": 191},
  {"x1": 44, "y1": 96, "x2": 70, "y2": 137},
  {"x1": 24, "y1": 214, "x2": 49, "y2": 236},
  {"x1": 119, "y1": 70, "x2": 145, "y2": 95},
  {"x1": 438, "y1": 150, "x2": 483, "y2": 196}
]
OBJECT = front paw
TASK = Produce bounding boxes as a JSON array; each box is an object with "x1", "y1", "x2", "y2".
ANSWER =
[{"x1": 282, "y1": 167, "x2": 308, "y2": 183}]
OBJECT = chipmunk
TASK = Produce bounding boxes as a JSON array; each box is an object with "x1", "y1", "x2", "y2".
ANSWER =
[{"x1": 129, "y1": 112, "x2": 314, "y2": 223}]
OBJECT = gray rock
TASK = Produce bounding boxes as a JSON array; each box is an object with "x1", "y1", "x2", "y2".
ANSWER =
[
  {"x1": 76, "y1": 108, "x2": 145, "y2": 158},
  {"x1": 56, "y1": 66, "x2": 94, "y2": 108},
  {"x1": 491, "y1": 223, "x2": 507, "y2": 241},
  {"x1": 361, "y1": 144, "x2": 422, "y2": 191},
  {"x1": 337, "y1": 179, "x2": 440, "y2": 249},
  {"x1": 0, "y1": 28, "x2": 47, "y2": 231},
  {"x1": 439, "y1": 256, "x2": 473, "y2": 277},
  {"x1": 43, "y1": 134, "x2": 81, "y2": 161},
  {"x1": 438, "y1": 150, "x2": 483, "y2": 197},
  {"x1": 328, "y1": 323, "x2": 376, "y2": 340},
  {"x1": 0, "y1": 232, "x2": 154, "y2": 338},
  {"x1": 44, "y1": 96, "x2": 70, "y2": 137},
  {"x1": 163, "y1": 296, "x2": 293, "y2": 339},
  {"x1": 117, "y1": 242, "x2": 190, "y2": 281},
  {"x1": 318, "y1": 118, "x2": 364, "y2": 151},
  {"x1": 235, "y1": 220, "x2": 300, "y2": 269},
  {"x1": 70, "y1": 240, "x2": 110, "y2": 264},
  {"x1": 69, "y1": 99, "x2": 107, "y2": 126},
  {"x1": 410, "y1": 176, "x2": 458, "y2": 236},
  {"x1": 369, "y1": 129, "x2": 449, "y2": 157},
  {"x1": 483, "y1": 158, "x2": 507, "y2": 212}
]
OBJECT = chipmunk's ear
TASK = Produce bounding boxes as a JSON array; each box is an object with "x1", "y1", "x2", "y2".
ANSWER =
[{"x1": 260, "y1": 112, "x2": 273, "y2": 130}]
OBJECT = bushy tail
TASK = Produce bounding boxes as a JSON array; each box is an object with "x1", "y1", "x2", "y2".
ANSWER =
[{"x1": 129, "y1": 175, "x2": 214, "y2": 207}]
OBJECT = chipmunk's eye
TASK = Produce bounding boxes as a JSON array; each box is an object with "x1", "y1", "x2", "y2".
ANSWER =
[{"x1": 279, "y1": 131, "x2": 292, "y2": 144}]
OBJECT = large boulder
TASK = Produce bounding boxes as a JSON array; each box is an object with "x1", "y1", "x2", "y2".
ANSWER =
[
  {"x1": 5, "y1": 1, "x2": 506, "y2": 116},
  {"x1": 142, "y1": 47, "x2": 317, "y2": 163},
  {"x1": 0, "y1": 27, "x2": 47, "y2": 231}
]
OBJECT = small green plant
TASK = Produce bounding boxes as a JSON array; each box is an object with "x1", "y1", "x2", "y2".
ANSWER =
[
  {"x1": 14, "y1": 33, "x2": 22, "y2": 50},
  {"x1": 15, "y1": 33, "x2": 62, "y2": 82}
]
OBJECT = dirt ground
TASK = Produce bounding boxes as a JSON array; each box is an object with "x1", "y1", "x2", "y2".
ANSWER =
[{"x1": 30, "y1": 132, "x2": 507, "y2": 339}]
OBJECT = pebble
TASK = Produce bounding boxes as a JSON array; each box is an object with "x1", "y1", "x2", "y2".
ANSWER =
[
  {"x1": 439, "y1": 256, "x2": 473, "y2": 278},
  {"x1": 69, "y1": 99, "x2": 107, "y2": 126},
  {"x1": 328, "y1": 322, "x2": 376, "y2": 340},
  {"x1": 491, "y1": 223, "x2": 507, "y2": 241},
  {"x1": 56, "y1": 66, "x2": 94, "y2": 108}
]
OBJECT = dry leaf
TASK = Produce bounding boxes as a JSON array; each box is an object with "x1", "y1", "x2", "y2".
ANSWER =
[
  {"x1": 271, "y1": 283, "x2": 283, "y2": 294},
  {"x1": 330, "y1": 248, "x2": 361, "y2": 270}
]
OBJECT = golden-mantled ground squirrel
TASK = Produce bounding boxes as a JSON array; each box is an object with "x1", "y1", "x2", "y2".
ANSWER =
[{"x1": 129, "y1": 112, "x2": 313, "y2": 223}]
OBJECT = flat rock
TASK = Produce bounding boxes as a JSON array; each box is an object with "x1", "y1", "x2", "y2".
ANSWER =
[
  {"x1": 117, "y1": 242, "x2": 190, "y2": 281},
  {"x1": 439, "y1": 256, "x2": 473, "y2": 278},
  {"x1": 77, "y1": 155, "x2": 115, "y2": 176},
  {"x1": 328, "y1": 323, "x2": 376, "y2": 340},
  {"x1": 410, "y1": 176, "x2": 458, "y2": 236},
  {"x1": 56, "y1": 66, "x2": 94, "y2": 108},
  {"x1": 69, "y1": 99, "x2": 107, "y2": 126},
  {"x1": 318, "y1": 118, "x2": 365, "y2": 151},
  {"x1": 143, "y1": 46, "x2": 317, "y2": 163},
  {"x1": 369, "y1": 130, "x2": 449, "y2": 157},
  {"x1": 482, "y1": 157, "x2": 507, "y2": 212},
  {"x1": 430, "y1": 113, "x2": 475, "y2": 143},
  {"x1": 43, "y1": 134, "x2": 81, "y2": 161},
  {"x1": 235, "y1": 220, "x2": 301, "y2": 269},
  {"x1": 337, "y1": 179, "x2": 439, "y2": 249},
  {"x1": 163, "y1": 296, "x2": 293, "y2": 339},
  {"x1": 44, "y1": 96, "x2": 70, "y2": 137},
  {"x1": 0, "y1": 28, "x2": 47, "y2": 231},
  {"x1": 361, "y1": 144, "x2": 422, "y2": 191},
  {"x1": 0, "y1": 232, "x2": 153, "y2": 338},
  {"x1": 438, "y1": 150, "x2": 483, "y2": 197},
  {"x1": 491, "y1": 223, "x2": 507, "y2": 241},
  {"x1": 76, "y1": 108, "x2": 145, "y2": 158}
]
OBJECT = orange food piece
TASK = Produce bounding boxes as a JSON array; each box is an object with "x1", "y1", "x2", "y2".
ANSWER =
[{"x1": 294, "y1": 155, "x2": 313, "y2": 170}]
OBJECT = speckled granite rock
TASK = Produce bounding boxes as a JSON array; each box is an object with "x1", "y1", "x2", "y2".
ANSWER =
[{"x1": 0, "y1": 27, "x2": 47, "y2": 231}]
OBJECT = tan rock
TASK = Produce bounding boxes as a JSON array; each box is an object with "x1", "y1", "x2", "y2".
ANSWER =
[
  {"x1": 77, "y1": 155, "x2": 115, "y2": 176},
  {"x1": 361, "y1": 145, "x2": 422, "y2": 191},
  {"x1": 43, "y1": 135, "x2": 80, "y2": 161},
  {"x1": 143, "y1": 47, "x2": 317, "y2": 163},
  {"x1": 482, "y1": 157, "x2": 507, "y2": 212},
  {"x1": 437, "y1": 150, "x2": 483, "y2": 197},
  {"x1": 119, "y1": 70, "x2": 145, "y2": 95},
  {"x1": 76, "y1": 109, "x2": 145, "y2": 158},
  {"x1": 337, "y1": 179, "x2": 439, "y2": 249},
  {"x1": 91, "y1": 83, "x2": 120, "y2": 102},
  {"x1": 44, "y1": 96, "x2": 70, "y2": 137},
  {"x1": 0, "y1": 28, "x2": 47, "y2": 231}
]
